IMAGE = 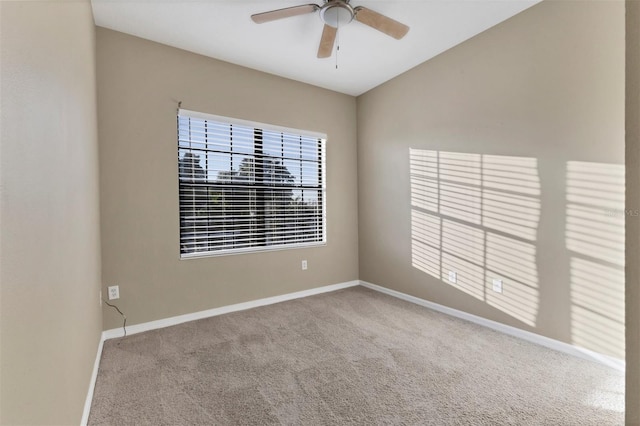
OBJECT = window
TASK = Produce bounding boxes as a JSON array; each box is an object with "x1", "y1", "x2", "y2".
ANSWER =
[{"x1": 177, "y1": 109, "x2": 326, "y2": 258}]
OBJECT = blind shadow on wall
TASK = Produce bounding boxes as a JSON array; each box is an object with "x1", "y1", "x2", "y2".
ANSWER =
[{"x1": 409, "y1": 149, "x2": 624, "y2": 360}]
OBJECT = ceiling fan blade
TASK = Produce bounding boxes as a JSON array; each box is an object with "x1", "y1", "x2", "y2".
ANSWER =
[
  {"x1": 354, "y1": 6, "x2": 409, "y2": 40},
  {"x1": 251, "y1": 4, "x2": 320, "y2": 24},
  {"x1": 317, "y1": 24, "x2": 337, "y2": 58}
]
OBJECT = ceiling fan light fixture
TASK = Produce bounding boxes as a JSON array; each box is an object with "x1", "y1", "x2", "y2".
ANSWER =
[{"x1": 320, "y1": 1, "x2": 354, "y2": 28}]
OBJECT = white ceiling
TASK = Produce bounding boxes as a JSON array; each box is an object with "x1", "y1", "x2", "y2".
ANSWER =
[{"x1": 91, "y1": 0, "x2": 540, "y2": 96}]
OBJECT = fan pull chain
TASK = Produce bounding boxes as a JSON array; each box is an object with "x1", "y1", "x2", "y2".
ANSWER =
[{"x1": 335, "y1": 16, "x2": 340, "y2": 69}]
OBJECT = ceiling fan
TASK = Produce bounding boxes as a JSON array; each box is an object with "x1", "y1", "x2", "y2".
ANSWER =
[{"x1": 251, "y1": 0, "x2": 410, "y2": 58}]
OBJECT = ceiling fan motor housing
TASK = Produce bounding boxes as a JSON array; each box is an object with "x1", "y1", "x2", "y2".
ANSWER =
[{"x1": 320, "y1": 0, "x2": 354, "y2": 28}]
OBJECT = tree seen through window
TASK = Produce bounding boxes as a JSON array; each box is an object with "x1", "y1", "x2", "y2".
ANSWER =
[{"x1": 178, "y1": 113, "x2": 325, "y2": 256}]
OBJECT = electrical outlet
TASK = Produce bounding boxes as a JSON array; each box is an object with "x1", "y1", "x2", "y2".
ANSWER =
[
  {"x1": 108, "y1": 285, "x2": 120, "y2": 300},
  {"x1": 448, "y1": 271, "x2": 457, "y2": 284},
  {"x1": 492, "y1": 279, "x2": 503, "y2": 294},
  {"x1": 302, "y1": 260, "x2": 308, "y2": 270}
]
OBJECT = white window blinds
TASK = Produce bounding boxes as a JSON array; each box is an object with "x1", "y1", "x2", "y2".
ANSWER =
[{"x1": 178, "y1": 109, "x2": 327, "y2": 258}]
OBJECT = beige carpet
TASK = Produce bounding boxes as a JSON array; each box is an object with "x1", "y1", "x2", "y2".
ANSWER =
[{"x1": 89, "y1": 286, "x2": 624, "y2": 425}]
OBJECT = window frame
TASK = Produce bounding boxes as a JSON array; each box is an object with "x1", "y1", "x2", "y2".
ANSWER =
[{"x1": 177, "y1": 109, "x2": 327, "y2": 259}]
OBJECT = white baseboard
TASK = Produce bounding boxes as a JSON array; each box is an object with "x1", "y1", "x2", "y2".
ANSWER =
[
  {"x1": 81, "y1": 334, "x2": 105, "y2": 426},
  {"x1": 103, "y1": 280, "x2": 360, "y2": 340},
  {"x1": 359, "y1": 280, "x2": 625, "y2": 372}
]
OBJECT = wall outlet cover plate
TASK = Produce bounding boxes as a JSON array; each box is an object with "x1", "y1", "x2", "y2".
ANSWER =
[{"x1": 108, "y1": 285, "x2": 120, "y2": 300}]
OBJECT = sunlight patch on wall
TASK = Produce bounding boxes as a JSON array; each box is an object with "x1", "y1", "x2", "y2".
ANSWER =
[
  {"x1": 442, "y1": 252, "x2": 485, "y2": 300},
  {"x1": 566, "y1": 203, "x2": 624, "y2": 265},
  {"x1": 566, "y1": 161, "x2": 624, "y2": 359},
  {"x1": 410, "y1": 209, "x2": 440, "y2": 279},
  {"x1": 570, "y1": 259, "x2": 625, "y2": 358},
  {"x1": 441, "y1": 219, "x2": 485, "y2": 299},
  {"x1": 410, "y1": 149, "x2": 540, "y2": 326},
  {"x1": 409, "y1": 149, "x2": 438, "y2": 213},
  {"x1": 439, "y1": 152, "x2": 482, "y2": 224},
  {"x1": 485, "y1": 233, "x2": 538, "y2": 326},
  {"x1": 482, "y1": 190, "x2": 540, "y2": 241},
  {"x1": 440, "y1": 182, "x2": 482, "y2": 224},
  {"x1": 482, "y1": 155, "x2": 540, "y2": 240},
  {"x1": 482, "y1": 155, "x2": 541, "y2": 196},
  {"x1": 566, "y1": 162, "x2": 624, "y2": 208},
  {"x1": 441, "y1": 220, "x2": 484, "y2": 265}
]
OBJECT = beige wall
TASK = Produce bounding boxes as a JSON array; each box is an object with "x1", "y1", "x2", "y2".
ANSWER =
[
  {"x1": 626, "y1": 0, "x2": 640, "y2": 423},
  {"x1": 0, "y1": 1, "x2": 103, "y2": 424},
  {"x1": 357, "y1": 1, "x2": 625, "y2": 359},
  {"x1": 96, "y1": 28, "x2": 358, "y2": 330}
]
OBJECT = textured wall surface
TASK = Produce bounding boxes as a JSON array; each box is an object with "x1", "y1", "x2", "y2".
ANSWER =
[
  {"x1": 357, "y1": 1, "x2": 624, "y2": 359},
  {"x1": 0, "y1": 1, "x2": 103, "y2": 424},
  {"x1": 97, "y1": 28, "x2": 359, "y2": 330}
]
